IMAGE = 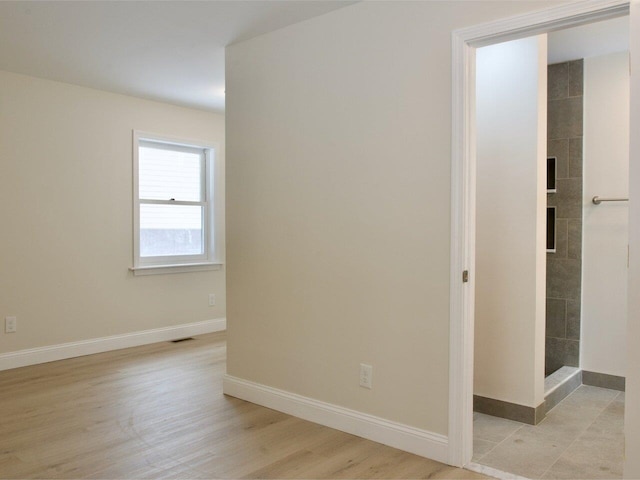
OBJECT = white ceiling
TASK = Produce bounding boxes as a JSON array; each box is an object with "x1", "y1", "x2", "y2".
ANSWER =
[
  {"x1": 1, "y1": 3, "x2": 627, "y2": 112},
  {"x1": 548, "y1": 16, "x2": 629, "y2": 64},
  {"x1": 0, "y1": 1, "x2": 356, "y2": 113}
]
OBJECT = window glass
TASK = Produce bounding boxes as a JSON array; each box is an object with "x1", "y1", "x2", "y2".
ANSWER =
[
  {"x1": 139, "y1": 144, "x2": 202, "y2": 202},
  {"x1": 139, "y1": 204, "x2": 203, "y2": 257}
]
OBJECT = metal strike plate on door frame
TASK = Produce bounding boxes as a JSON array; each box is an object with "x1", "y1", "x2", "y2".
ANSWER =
[{"x1": 462, "y1": 270, "x2": 469, "y2": 283}]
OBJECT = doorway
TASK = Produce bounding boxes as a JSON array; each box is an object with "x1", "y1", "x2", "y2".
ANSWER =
[
  {"x1": 447, "y1": 0, "x2": 631, "y2": 472},
  {"x1": 472, "y1": 29, "x2": 628, "y2": 477}
]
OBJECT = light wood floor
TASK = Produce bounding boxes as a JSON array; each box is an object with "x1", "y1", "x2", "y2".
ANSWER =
[{"x1": 0, "y1": 332, "x2": 486, "y2": 479}]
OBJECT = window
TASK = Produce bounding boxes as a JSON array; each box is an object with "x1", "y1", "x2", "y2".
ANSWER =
[{"x1": 131, "y1": 132, "x2": 222, "y2": 275}]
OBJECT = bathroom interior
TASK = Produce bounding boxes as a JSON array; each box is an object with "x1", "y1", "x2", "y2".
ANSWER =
[{"x1": 471, "y1": 16, "x2": 629, "y2": 479}]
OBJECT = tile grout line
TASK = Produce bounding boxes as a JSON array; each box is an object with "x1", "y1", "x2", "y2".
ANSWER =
[
  {"x1": 537, "y1": 388, "x2": 620, "y2": 479},
  {"x1": 474, "y1": 421, "x2": 527, "y2": 466},
  {"x1": 472, "y1": 438, "x2": 499, "y2": 463}
]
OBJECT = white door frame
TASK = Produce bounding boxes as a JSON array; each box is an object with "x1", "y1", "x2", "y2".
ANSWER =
[{"x1": 448, "y1": 0, "x2": 630, "y2": 467}]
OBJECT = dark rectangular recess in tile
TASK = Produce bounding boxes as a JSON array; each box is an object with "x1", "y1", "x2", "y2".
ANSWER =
[
  {"x1": 547, "y1": 157, "x2": 557, "y2": 191},
  {"x1": 547, "y1": 207, "x2": 556, "y2": 251}
]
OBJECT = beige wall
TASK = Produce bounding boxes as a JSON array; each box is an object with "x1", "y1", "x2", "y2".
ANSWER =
[
  {"x1": 474, "y1": 35, "x2": 547, "y2": 408},
  {"x1": 0, "y1": 70, "x2": 225, "y2": 354},
  {"x1": 626, "y1": 1, "x2": 640, "y2": 477},
  {"x1": 226, "y1": 0, "x2": 561, "y2": 436},
  {"x1": 582, "y1": 52, "x2": 629, "y2": 378}
]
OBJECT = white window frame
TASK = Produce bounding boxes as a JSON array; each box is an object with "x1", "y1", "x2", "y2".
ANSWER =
[{"x1": 130, "y1": 131, "x2": 223, "y2": 275}]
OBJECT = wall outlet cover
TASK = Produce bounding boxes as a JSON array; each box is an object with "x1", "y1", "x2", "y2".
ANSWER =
[
  {"x1": 360, "y1": 363, "x2": 373, "y2": 389},
  {"x1": 5, "y1": 316, "x2": 17, "y2": 333}
]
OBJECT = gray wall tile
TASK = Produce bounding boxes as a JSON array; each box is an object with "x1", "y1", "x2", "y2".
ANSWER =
[
  {"x1": 548, "y1": 96, "x2": 583, "y2": 140},
  {"x1": 546, "y1": 337, "x2": 566, "y2": 376},
  {"x1": 569, "y1": 137, "x2": 583, "y2": 178},
  {"x1": 548, "y1": 178, "x2": 582, "y2": 219},
  {"x1": 566, "y1": 339, "x2": 579, "y2": 367},
  {"x1": 568, "y1": 60, "x2": 584, "y2": 97},
  {"x1": 547, "y1": 258, "x2": 582, "y2": 301},
  {"x1": 548, "y1": 62, "x2": 569, "y2": 100},
  {"x1": 567, "y1": 219, "x2": 582, "y2": 260},
  {"x1": 552, "y1": 218, "x2": 568, "y2": 258},
  {"x1": 566, "y1": 300, "x2": 581, "y2": 340},
  {"x1": 546, "y1": 59, "x2": 583, "y2": 377},
  {"x1": 546, "y1": 298, "x2": 567, "y2": 338},
  {"x1": 546, "y1": 338, "x2": 580, "y2": 375}
]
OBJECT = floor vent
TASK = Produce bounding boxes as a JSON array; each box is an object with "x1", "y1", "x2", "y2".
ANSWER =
[{"x1": 170, "y1": 337, "x2": 195, "y2": 343}]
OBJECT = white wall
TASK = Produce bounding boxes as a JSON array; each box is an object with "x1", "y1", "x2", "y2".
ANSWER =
[
  {"x1": 225, "y1": 0, "x2": 561, "y2": 438},
  {"x1": 626, "y1": 1, "x2": 640, "y2": 477},
  {"x1": 0, "y1": 70, "x2": 225, "y2": 355},
  {"x1": 582, "y1": 52, "x2": 629, "y2": 377},
  {"x1": 474, "y1": 36, "x2": 547, "y2": 408}
]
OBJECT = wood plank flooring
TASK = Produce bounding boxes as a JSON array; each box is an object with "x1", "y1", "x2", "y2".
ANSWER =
[{"x1": 0, "y1": 332, "x2": 486, "y2": 479}]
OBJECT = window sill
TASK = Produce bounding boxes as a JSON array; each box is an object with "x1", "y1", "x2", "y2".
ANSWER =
[{"x1": 129, "y1": 262, "x2": 223, "y2": 276}]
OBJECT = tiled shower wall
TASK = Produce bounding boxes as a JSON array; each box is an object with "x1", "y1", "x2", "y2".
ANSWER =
[{"x1": 546, "y1": 60, "x2": 583, "y2": 376}]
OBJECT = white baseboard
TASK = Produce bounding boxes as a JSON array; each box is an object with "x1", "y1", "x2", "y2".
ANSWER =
[
  {"x1": 223, "y1": 374, "x2": 449, "y2": 464},
  {"x1": 0, "y1": 318, "x2": 226, "y2": 372}
]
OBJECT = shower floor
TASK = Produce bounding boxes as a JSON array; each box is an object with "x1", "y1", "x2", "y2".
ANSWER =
[{"x1": 472, "y1": 385, "x2": 624, "y2": 479}]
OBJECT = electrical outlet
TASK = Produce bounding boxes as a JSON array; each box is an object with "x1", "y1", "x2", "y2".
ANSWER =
[
  {"x1": 359, "y1": 363, "x2": 372, "y2": 389},
  {"x1": 208, "y1": 294, "x2": 216, "y2": 306},
  {"x1": 5, "y1": 316, "x2": 16, "y2": 333}
]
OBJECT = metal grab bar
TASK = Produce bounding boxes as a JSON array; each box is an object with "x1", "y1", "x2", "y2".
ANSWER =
[{"x1": 592, "y1": 196, "x2": 629, "y2": 205}]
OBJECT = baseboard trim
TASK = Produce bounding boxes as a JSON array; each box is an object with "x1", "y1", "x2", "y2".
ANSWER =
[
  {"x1": 474, "y1": 395, "x2": 545, "y2": 425},
  {"x1": 582, "y1": 370, "x2": 626, "y2": 391},
  {"x1": 223, "y1": 375, "x2": 449, "y2": 464},
  {"x1": 0, "y1": 318, "x2": 226, "y2": 372}
]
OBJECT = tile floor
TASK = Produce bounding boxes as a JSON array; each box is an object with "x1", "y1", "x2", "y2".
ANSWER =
[{"x1": 473, "y1": 385, "x2": 624, "y2": 479}]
